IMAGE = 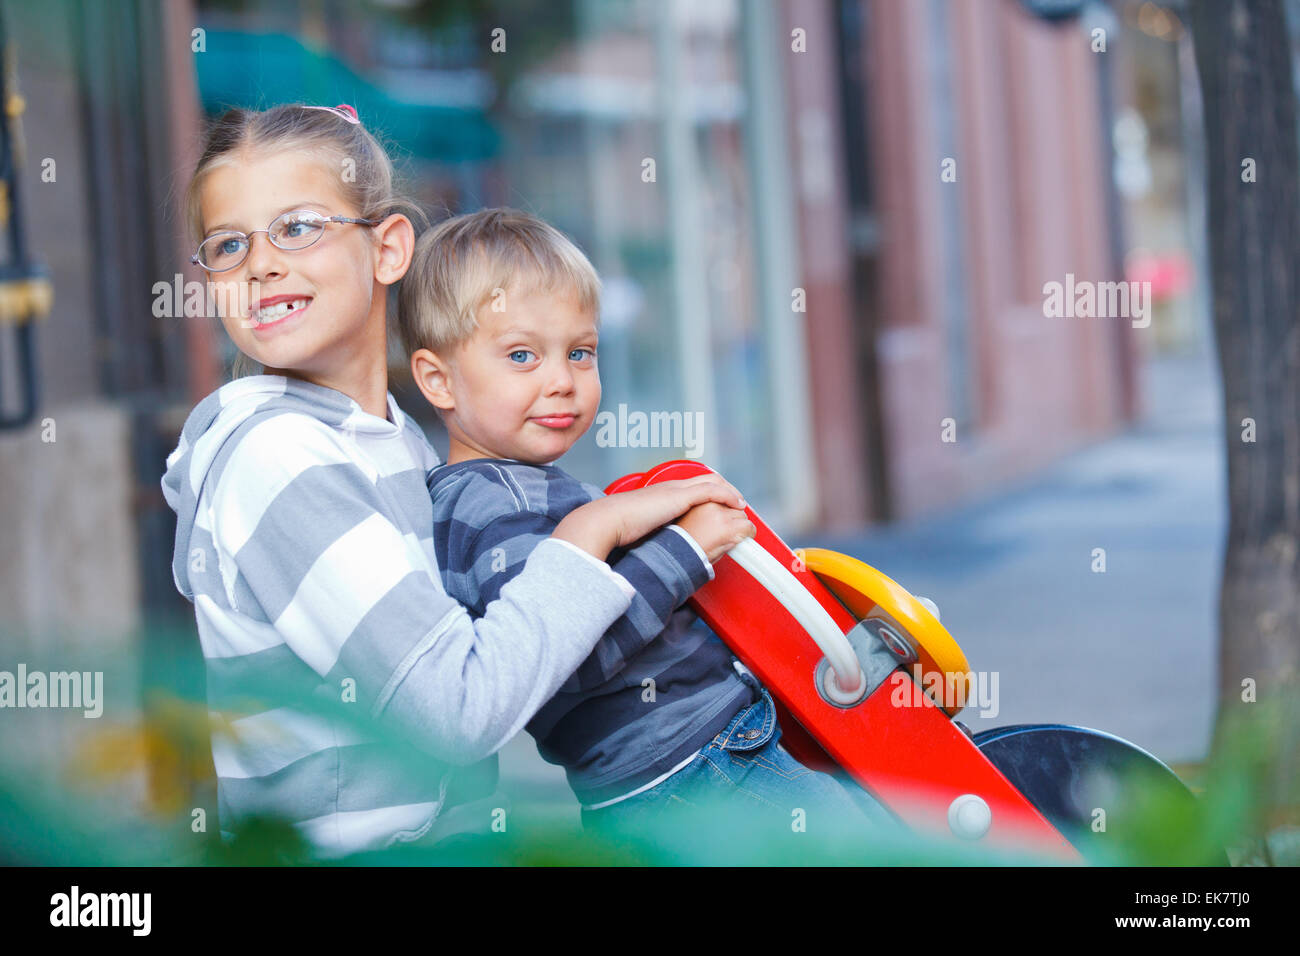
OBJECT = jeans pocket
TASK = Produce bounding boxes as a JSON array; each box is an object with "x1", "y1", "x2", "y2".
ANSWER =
[{"x1": 714, "y1": 689, "x2": 780, "y2": 753}]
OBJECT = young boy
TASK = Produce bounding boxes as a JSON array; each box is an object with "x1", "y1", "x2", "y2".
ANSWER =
[{"x1": 398, "y1": 208, "x2": 895, "y2": 842}]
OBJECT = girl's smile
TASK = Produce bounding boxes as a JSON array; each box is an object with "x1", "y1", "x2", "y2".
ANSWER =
[{"x1": 249, "y1": 294, "x2": 313, "y2": 334}]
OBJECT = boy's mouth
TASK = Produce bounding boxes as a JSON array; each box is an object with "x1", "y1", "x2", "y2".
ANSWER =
[
  {"x1": 531, "y1": 414, "x2": 577, "y2": 429},
  {"x1": 250, "y1": 295, "x2": 313, "y2": 328}
]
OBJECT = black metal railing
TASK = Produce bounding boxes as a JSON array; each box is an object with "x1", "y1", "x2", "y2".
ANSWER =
[{"x1": 0, "y1": 0, "x2": 51, "y2": 431}]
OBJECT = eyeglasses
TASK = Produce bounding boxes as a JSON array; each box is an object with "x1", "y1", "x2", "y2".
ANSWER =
[{"x1": 191, "y1": 209, "x2": 382, "y2": 273}]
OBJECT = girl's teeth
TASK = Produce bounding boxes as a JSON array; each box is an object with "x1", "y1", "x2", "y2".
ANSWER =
[{"x1": 257, "y1": 298, "x2": 308, "y2": 322}]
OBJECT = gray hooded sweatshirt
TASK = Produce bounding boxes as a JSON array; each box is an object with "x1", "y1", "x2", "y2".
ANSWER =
[{"x1": 161, "y1": 374, "x2": 634, "y2": 856}]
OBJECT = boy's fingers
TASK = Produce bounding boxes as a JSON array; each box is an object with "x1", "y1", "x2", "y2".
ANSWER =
[
  {"x1": 681, "y1": 475, "x2": 746, "y2": 509},
  {"x1": 646, "y1": 476, "x2": 746, "y2": 516}
]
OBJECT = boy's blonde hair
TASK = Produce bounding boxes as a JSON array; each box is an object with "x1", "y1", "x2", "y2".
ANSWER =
[
  {"x1": 184, "y1": 104, "x2": 426, "y2": 379},
  {"x1": 398, "y1": 208, "x2": 601, "y2": 358}
]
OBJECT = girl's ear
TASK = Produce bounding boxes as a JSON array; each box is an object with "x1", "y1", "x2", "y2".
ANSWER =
[
  {"x1": 372, "y1": 213, "x2": 415, "y2": 285},
  {"x1": 411, "y1": 348, "x2": 457, "y2": 413}
]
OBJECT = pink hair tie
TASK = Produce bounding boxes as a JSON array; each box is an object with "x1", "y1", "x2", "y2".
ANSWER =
[{"x1": 303, "y1": 103, "x2": 360, "y2": 124}]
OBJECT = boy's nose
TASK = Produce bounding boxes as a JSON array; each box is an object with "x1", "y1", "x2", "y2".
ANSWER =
[{"x1": 544, "y1": 363, "x2": 575, "y2": 394}]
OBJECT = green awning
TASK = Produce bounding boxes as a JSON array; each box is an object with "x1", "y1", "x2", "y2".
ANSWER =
[{"x1": 194, "y1": 30, "x2": 499, "y2": 163}]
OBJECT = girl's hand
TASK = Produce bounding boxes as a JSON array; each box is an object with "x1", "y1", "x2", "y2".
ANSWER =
[
  {"x1": 674, "y1": 501, "x2": 756, "y2": 564},
  {"x1": 552, "y1": 474, "x2": 748, "y2": 561}
]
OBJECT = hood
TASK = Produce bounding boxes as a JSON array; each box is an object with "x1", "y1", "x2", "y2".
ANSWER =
[{"x1": 161, "y1": 374, "x2": 405, "y2": 602}]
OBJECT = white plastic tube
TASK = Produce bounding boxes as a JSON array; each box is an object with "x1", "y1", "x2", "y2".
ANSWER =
[{"x1": 727, "y1": 537, "x2": 867, "y2": 704}]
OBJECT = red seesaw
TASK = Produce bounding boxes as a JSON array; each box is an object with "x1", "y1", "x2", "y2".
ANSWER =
[{"x1": 609, "y1": 460, "x2": 1217, "y2": 863}]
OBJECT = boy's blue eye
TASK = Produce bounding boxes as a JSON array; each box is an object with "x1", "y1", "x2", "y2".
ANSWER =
[
  {"x1": 569, "y1": 348, "x2": 595, "y2": 362},
  {"x1": 508, "y1": 350, "x2": 532, "y2": 364}
]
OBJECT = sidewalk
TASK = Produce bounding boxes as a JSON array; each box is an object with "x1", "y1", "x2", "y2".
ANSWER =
[
  {"x1": 806, "y1": 348, "x2": 1225, "y2": 765},
  {"x1": 497, "y1": 349, "x2": 1227, "y2": 818}
]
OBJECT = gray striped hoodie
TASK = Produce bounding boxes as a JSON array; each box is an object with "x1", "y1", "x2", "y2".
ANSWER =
[{"x1": 161, "y1": 375, "x2": 636, "y2": 856}]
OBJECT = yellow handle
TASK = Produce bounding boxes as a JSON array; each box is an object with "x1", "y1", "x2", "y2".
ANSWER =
[{"x1": 799, "y1": 548, "x2": 972, "y2": 716}]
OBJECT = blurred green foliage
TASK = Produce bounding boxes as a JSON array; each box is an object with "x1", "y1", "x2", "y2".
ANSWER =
[{"x1": 0, "y1": 623, "x2": 1293, "y2": 866}]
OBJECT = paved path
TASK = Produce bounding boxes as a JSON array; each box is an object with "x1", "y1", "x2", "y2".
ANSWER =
[{"x1": 806, "y1": 349, "x2": 1225, "y2": 767}]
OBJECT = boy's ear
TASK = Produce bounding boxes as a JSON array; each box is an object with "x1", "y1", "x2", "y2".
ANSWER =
[{"x1": 411, "y1": 348, "x2": 456, "y2": 413}]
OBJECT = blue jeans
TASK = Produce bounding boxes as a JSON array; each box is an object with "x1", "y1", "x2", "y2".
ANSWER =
[{"x1": 580, "y1": 676, "x2": 902, "y2": 854}]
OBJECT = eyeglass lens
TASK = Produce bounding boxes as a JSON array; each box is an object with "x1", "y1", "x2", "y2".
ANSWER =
[{"x1": 198, "y1": 212, "x2": 328, "y2": 271}]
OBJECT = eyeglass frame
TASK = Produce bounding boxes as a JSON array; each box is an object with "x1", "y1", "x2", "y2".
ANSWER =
[{"x1": 190, "y1": 209, "x2": 384, "y2": 273}]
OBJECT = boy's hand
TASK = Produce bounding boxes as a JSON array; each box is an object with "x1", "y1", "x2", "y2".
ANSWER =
[
  {"x1": 552, "y1": 474, "x2": 748, "y2": 561},
  {"x1": 675, "y1": 501, "x2": 756, "y2": 564}
]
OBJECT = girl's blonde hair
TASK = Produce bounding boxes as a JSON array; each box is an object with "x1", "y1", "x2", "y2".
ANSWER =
[
  {"x1": 184, "y1": 104, "x2": 427, "y2": 379},
  {"x1": 397, "y1": 208, "x2": 601, "y2": 359}
]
